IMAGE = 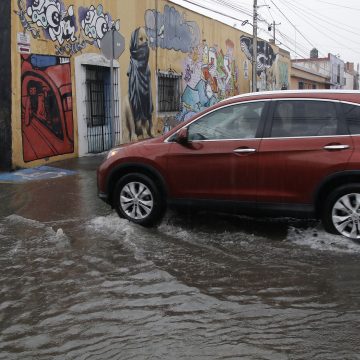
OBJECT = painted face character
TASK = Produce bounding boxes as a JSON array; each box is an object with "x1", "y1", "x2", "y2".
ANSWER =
[
  {"x1": 27, "y1": 0, "x2": 48, "y2": 28},
  {"x1": 81, "y1": 5, "x2": 109, "y2": 46},
  {"x1": 137, "y1": 27, "x2": 148, "y2": 47},
  {"x1": 47, "y1": 5, "x2": 76, "y2": 45},
  {"x1": 46, "y1": 3, "x2": 61, "y2": 29},
  {"x1": 62, "y1": 13, "x2": 76, "y2": 41}
]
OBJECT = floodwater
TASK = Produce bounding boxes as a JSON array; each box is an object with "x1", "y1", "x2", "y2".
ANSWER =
[{"x1": 1, "y1": 157, "x2": 360, "y2": 360}]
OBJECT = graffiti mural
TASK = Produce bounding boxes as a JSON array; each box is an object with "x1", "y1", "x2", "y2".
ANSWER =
[
  {"x1": 14, "y1": 0, "x2": 40, "y2": 39},
  {"x1": 15, "y1": 1, "x2": 120, "y2": 56},
  {"x1": 21, "y1": 54, "x2": 74, "y2": 162},
  {"x1": 145, "y1": 5, "x2": 200, "y2": 53},
  {"x1": 25, "y1": 0, "x2": 77, "y2": 45},
  {"x1": 240, "y1": 35, "x2": 277, "y2": 91},
  {"x1": 123, "y1": 27, "x2": 153, "y2": 141},
  {"x1": 175, "y1": 39, "x2": 239, "y2": 123},
  {"x1": 79, "y1": 4, "x2": 120, "y2": 47},
  {"x1": 278, "y1": 61, "x2": 289, "y2": 90}
]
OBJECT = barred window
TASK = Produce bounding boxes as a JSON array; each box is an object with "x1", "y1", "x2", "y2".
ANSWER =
[
  {"x1": 85, "y1": 66, "x2": 107, "y2": 127},
  {"x1": 158, "y1": 71, "x2": 181, "y2": 112}
]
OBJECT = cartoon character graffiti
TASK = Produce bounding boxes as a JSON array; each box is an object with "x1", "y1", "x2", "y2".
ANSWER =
[
  {"x1": 14, "y1": 0, "x2": 40, "y2": 39},
  {"x1": 21, "y1": 54, "x2": 74, "y2": 162},
  {"x1": 240, "y1": 35, "x2": 277, "y2": 91},
  {"x1": 26, "y1": 0, "x2": 77, "y2": 45},
  {"x1": 79, "y1": 4, "x2": 120, "y2": 47},
  {"x1": 123, "y1": 27, "x2": 153, "y2": 141},
  {"x1": 16, "y1": 1, "x2": 121, "y2": 55},
  {"x1": 176, "y1": 39, "x2": 239, "y2": 125}
]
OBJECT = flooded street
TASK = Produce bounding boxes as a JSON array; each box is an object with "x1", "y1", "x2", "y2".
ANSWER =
[{"x1": 1, "y1": 156, "x2": 360, "y2": 360}]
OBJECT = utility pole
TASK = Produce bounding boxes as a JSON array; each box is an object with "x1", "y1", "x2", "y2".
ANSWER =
[
  {"x1": 252, "y1": 0, "x2": 258, "y2": 92},
  {"x1": 268, "y1": 21, "x2": 281, "y2": 43}
]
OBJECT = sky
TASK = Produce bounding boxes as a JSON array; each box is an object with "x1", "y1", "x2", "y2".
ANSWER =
[{"x1": 170, "y1": 0, "x2": 360, "y2": 66}]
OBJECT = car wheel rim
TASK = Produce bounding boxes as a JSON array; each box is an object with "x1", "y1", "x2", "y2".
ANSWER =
[
  {"x1": 332, "y1": 193, "x2": 360, "y2": 239},
  {"x1": 120, "y1": 181, "x2": 154, "y2": 220}
]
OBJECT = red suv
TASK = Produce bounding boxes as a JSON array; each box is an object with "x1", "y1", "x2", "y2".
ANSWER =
[{"x1": 97, "y1": 90, "x2": 360, "y2": 239}]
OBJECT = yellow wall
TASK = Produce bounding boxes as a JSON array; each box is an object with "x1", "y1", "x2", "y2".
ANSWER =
[{"x1": 11, "y1": 0, "x2": 290, "y2": 168}]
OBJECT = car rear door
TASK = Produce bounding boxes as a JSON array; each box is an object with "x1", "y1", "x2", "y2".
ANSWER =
[{"x1": 257, "y1": 99, "x2": 353, "y2": 206}]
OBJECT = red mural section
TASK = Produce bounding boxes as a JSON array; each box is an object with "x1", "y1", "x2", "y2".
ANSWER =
[{"x1": 21, "y1": 54, "x2": 74, "y2": 162}]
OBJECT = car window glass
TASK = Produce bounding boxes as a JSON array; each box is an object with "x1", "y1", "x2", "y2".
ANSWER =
[
  {"x1": 188, "y1": 102, "x2": 265, "y2": 141},
  {"x1": 342, "y1": 103, "x2": 360, "y2": 134},
  {"x1": 271, "y1": 100, "x2": 338, "y2": 137}
]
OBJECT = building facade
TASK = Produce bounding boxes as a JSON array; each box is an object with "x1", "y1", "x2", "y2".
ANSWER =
[
  {"x1": 1, "y1": 0, "x2": 291, "y2": 170},
  {"x1": 290, "y1": 63, "x2": 328, "y2": 90},
  {"x1": 292, "y1": 52, "x2": 345, "y2": 90},
  {"x1": 344, "y1": 62, "x2": 359, "y2": 90},
  {"x1": 0, "y1": 2, "x2": 12, "y2": 171}
]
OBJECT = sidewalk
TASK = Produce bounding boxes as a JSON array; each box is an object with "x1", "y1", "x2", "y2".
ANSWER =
[
  {"x1": 0, "y1": 155, "x2": 104, "y2": 184},
  {"x1": 0, "y1": 154, "x2": 108, "y2": 220}
]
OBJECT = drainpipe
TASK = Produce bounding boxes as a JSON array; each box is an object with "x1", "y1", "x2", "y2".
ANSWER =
[
  {"x1": 252, "y1": 0, "x2": 258, "y2": 92},
  {"x1": 155, "y1": 0, "x2": 158, "y2": 124}
]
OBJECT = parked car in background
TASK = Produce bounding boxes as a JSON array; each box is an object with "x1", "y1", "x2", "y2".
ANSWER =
[{"x1": 97, "y1": 90, "x2": 360, "y2": 240}]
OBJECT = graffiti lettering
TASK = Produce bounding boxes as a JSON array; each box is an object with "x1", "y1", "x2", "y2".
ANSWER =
[
  {"x1": 145, "y1": 5, "x2": 200, "y2": 53},
  {"x1": 16, "y1": 2, "x2": 120, "y2": 55}
]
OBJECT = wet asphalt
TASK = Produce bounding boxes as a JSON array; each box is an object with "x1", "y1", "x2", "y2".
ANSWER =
[{"x1": 0, "y1": 155, "x2": 360, "y2": 360}]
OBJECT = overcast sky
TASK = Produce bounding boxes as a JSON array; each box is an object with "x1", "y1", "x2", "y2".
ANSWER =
[{"x1": 170, "y1": 0, "x2": 360, "y2": 66}]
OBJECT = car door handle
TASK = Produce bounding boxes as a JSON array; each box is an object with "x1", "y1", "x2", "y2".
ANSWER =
[
  {"x1": 233, "y1": 148, "x2": 257, "y2": 154},
  {"x1": 323, "y1": 144, "x2": 350, "y2": 151}
]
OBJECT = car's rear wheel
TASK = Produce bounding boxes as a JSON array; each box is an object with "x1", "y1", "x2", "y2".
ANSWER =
[
  {"x1": 322, "y1": 184, "x2": 360, "y2": 239},
  {"x1": 113, "y1": 173, "x2": 165, "y2": 227}
]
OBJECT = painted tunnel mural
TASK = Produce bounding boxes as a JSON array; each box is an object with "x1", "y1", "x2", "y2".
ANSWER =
[{"x1": 21, "y1": 54, "x2": 74, "y2": 162}]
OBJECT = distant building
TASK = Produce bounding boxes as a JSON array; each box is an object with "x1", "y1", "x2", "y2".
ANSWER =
[
  {"x1": 291, "y1": 63, "x2": 328, "y2": 90},
  {"x1": 344, "y1": 62, "x2": 360, "y2": 90},
  {"x1": 291, "y1": 50, "x2": 345, "y2": 90}
]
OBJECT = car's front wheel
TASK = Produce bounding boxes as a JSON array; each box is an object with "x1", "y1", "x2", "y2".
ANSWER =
[
  {"x1": 113, "y1": 173, "x2": 165, "y2": 227},
  {"x1": 322, "y1": 184, "x2": 360, "y2": 239}
]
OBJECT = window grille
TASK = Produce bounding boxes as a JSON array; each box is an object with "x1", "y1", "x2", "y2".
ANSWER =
[
  {"x1": 86, "y1": 66, "x2": 107, "y2": 127},
  {"x1": 84, "y1": 65, "x2": 120, "y2": 153},
  {"x1": 158, "y1": 71, "x2": 181, "y2": 112}
]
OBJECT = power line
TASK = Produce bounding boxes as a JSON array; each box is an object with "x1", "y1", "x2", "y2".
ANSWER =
[
  {"x1": 285, "y1": 0, "x2": 360, "y2": 39},
  {"x1": 269, "y1": 0, "x2": 317, "y2": 50},
  {"x1": 177, "y1": 0, "x2": 251, "y2": 25},
  {"x1": 286, "y1": 0, "x2": 360, "y2": 35},
  {"x1": 278, "y1": 0, "x2": 360, "y2": 56},
  {"x1": 315, "y1": 0, "x2": 360, "y2": 11}
]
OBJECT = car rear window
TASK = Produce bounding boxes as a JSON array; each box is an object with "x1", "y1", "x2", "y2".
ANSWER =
[
  {"x1": 271, "y1": 100, "x2": 338, "y2": 137},
  {"x1": 342, "y1": 103, "x2": 360, "y2": 135}
]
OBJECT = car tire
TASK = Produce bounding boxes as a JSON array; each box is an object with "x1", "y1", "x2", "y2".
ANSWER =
[
  {"x1": 113, "y1": 173, "x2": 165, "y2": 227},
  {"x1": 321, "y1": 184, "x2": 360, "y2": 239}
]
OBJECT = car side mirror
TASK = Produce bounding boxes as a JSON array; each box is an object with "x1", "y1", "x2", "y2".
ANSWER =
[{"x1": 176, "y1": 127, "x2": 189, "y2": 145}]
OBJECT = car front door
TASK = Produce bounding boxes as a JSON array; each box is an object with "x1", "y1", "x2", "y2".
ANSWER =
[
  {"x1": 166, "y1": 101, "x2": 267, "y2": 201},
  {"x1": 257, "y1": 99, "x2": 354, "y2": 207}
]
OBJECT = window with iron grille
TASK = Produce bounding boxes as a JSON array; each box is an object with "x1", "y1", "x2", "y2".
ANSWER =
[
  {"x1": 158, "y1": 71, "x2": 181, "y2": 112},
  {"x1": 85, "y1": 66, "x2": 107, "y2": 127}
]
